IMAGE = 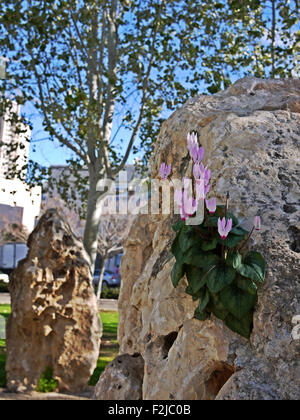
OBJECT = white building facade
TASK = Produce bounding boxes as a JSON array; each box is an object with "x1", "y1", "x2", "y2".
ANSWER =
[
  {"x1": 0, "y1": 101, "x2": 30, "y2": 179},
  {"x1": 0, "y1": 102, "x2": 41, "y2": 233}
]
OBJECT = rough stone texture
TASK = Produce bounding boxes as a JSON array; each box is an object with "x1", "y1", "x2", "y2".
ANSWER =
[
  {"x1": 6, "y1": 209, "x2": 102, "y2": 393},
  {"x1": 93, "y1": 354, "x2": 144, "y2": 400},
  {"x1": 118, "y1": 78, "x2": 300, "y2": 400},
  {"x1": 0, "y1": 388, "x2": 93, "y2": 400}
]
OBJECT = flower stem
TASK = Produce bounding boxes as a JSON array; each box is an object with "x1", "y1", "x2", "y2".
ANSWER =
[
  {"x1": 238, "y1": 226, "x2": 255, "y2": 252},
  {"x1": 225, "y1": 192, "x2": 230, "y2": 219},
  {"x1": 193, "y1": 226, "x2": 209, "y2": 241}
]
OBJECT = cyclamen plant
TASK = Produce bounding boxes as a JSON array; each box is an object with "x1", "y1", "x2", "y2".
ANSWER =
[{"x1": 164, "y1": 132, "x2": 266, "y2": 339}]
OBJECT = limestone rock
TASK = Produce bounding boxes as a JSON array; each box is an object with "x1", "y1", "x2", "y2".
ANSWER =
[
  {"x1": 93, "y1": 354, "x2": 144, "y2": 400},
  {"x1": 118, "y1": 215, "x2": 154, "y2": 355},
  {"x1": 118, "y1": 78, "x2": 300, "y2": 400},
  {"x1": 6, "y1": 209, "x2": 102, "y2": 393}
]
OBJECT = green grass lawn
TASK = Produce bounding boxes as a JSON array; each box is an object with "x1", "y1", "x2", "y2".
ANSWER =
[
  {"x1": 0, "y1": 304, "x2": 119, "y2": 389},
  {"x1": 89, "y1": 311, "x2": 119, "y2": 386}
]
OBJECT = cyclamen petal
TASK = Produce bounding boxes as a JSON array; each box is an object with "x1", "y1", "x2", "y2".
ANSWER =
[
  {"x1": 218, "y1": 217, "x2": 223, "y2": 234},
  {"x1": 180, "y1": 207, "x2": 187, "y2": 221},
  {"x1": 193, "y1": 163, "x2": 210, "y2": 182},
  {"x1": 254, "y1": 216, "x2": 261, "y2": 230},
  {"x1": 194, "y1": 146, "x2": 204, "y2": 162},
  {"x1": 221, "y1": 217, "x2": 226, "y2": 230},
  {"x1": 206, "y1": 197, "x2": 216, "y2": 214},
  {"x1": 198, "y1": 147, "x2": 204, "y2": 161},
  {"x1": 195, "y1": 179, "x2": 205, "y2": 200},
  {"x1": 187, "y1": 132, "x2": 198, "y2": 153},
  {"x1": 191, "y1": 145, "x2": 204, "y2": 163},
  {"x1": 193, "y1": 163, "x2": 202, "y2": 179},
  {"x1": 226, "y1": 218, "x2": 232, "y2": 234},
  {"x1": 184, "y1": 196, "x2": 198, "y2": 216},
  {"x1": 159, "y1": 163, "x2": 171, "y2": 180},
  {"x1": 175, "y1": 188, "x2": 198, "y2": 219},
  {"x1": 204, "y1": 169, "x2": 211, "y2": 184},
  {"x1": 218, "y1": 217, "x2": 233, "y2": 239},
  {"x1": 174, "y1": 189, "x2": 184, "y2": 208}
]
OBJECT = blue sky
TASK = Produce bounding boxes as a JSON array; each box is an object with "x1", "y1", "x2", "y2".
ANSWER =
[
  {"x1": 25, "y1": 101, "x2": 76, "y2": 167},
  {"x1": 26, "y1": 77, "x2": 244, "y2": 169},
  {"x1": 25, "y1": 86, "x2": 156, "y2": 168}
]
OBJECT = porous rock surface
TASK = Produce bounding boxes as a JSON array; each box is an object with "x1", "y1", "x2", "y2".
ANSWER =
[
  {"x1": 93, "y1": 354, "x2": 144, "y2": 400},
  {"x1": 6, "y1": 209, "x2": 102, "y2": 393},
  {"x1": 118, "y1": 78, "x2": 300, "y2": 400}
]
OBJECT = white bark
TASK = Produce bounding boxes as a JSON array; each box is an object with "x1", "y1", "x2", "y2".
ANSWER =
[
  {"x1": 83, "y1": 172, "x2": 113, "y2": 272},
  {"x1": 96, "y1": 256, "x2": 107, "y2": 300}
]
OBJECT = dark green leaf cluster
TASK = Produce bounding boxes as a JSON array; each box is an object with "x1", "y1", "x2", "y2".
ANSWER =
[{"x1": 171, "y1": 206, "x2": 266, "y2": 338}]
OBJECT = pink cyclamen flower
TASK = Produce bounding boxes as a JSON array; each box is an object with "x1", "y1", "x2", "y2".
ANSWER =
[
  {"x1": 195, "y1": 179, "x2": 205, "y2": 200},
  {"x1": 254, "y1": 216, "x2": 261, "y2": 230},
  {"x1": 159, "y1": 163, "x2": 171, "y2": 180},
  {"x1": 206, "y1": 197, "x2": 217, "y2": 214},
  {"x1": 204, "y1": 168, "x2": 211, "y2": 184},
  {"x1": 193, "y1": 163, "x2": 210, "y2": 183},
  {"x1": 193, "y1": 162, "x2": 203, "y2": 180},
  {"x1": 187, "y1": 132, "x2": 204, "y2": 163},
  {"x1": 195, "y1": 179, "x2": 210, "y2": 200},
  {"x1": 174, "y1": 189, "x2": 198, "y2": 220},
  {"x1": 218, "y1": 217, "x2": 233, "y2": 240},
  {"x1": 183, "y1": 192, "x2": 198, "y2": 217},
  {"x1": 191, "y1": 145, "x2": 204, "y2": 163},
  {"x1": 187, "y1": 132, "x2": 198, "y2": 153},
  {"x1": 174, "y1": 189, "x2": 184, "y2": 208}
]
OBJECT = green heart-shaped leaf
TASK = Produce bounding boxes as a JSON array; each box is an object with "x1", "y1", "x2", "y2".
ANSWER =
[
  {"x1": 197, "y1": 288, "x2": 210, "y2": 312},
  {"x1": 171, "y1": 262, "x2": 185, "y2": 288},
  {"x1": 226, "y1": 250, "x2": 242, "y2": 269},
  {"x1": 207, "y1": 292, "x2": 229, "y2": 320},
  {"x1": 183, "y1": 248, "x2": 219, "y2": 270},
  {"x1": 185, "y1": 284, "x2": 194, "y2": 296},
  {"x1": 217, "y1": 234, "x2": 244, "y2": 248},
  {"x1": 201, "y1": 237, "x2": 218, "y2": 251},
  {"x1": 220, "y1": 285, "x2": 257, "y2": 320},
  {"x1": 179, "y1": 229, "x2": 199, "y2": 253},
  {"x1": 201, "y1": 254, "x2": 221, "y2": 271},
  {"x1": 185, "y1": 265, "x2": 206, "y2": 293},
  {"x1": 225, "y1": 312, "x2": 253, "y2": 339},
  {"x1": 172, "y1": 220, "x2": 185, "y2": 232},
  {"x1": 236, "y1": 251, "x2": 266, "y2": 283},
  {"x1": 236, "y1": 275, "x2": 257, "y2": 295},
  {"x1": 230, "y1": 226, "x2": 249, "y2": 236},
  {"x1": 194, "y1": 307, "x2": 209, "y2": 321},
  {"x1": 171, "y1": 235, "x2": 184, "y2": 264},
  {"x1": 206, "y1": 263, "x2": 236, "y2": 294}
]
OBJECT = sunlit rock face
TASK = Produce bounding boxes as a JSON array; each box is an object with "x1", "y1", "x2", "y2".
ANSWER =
[
  {"x1": 6, "y1": 209, "x2": 102, "y2": 393},
  {"x1": 93, "y1": 354, "x2": 144, "y2": 400},
  {"x1": 118, "y1": 78, "x2": 300, "y2": 400}
]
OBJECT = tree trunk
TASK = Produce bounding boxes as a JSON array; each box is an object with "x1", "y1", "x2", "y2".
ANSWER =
[
  {"x1": 96, "y1": 256, "x2": 107, "y2": 300},
  {"x1": 83, "y1": 166, "x2": 115, "y2": 272},
  {"x1": 83, "y1": 172, "x2": 105, "y2": 272}
]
